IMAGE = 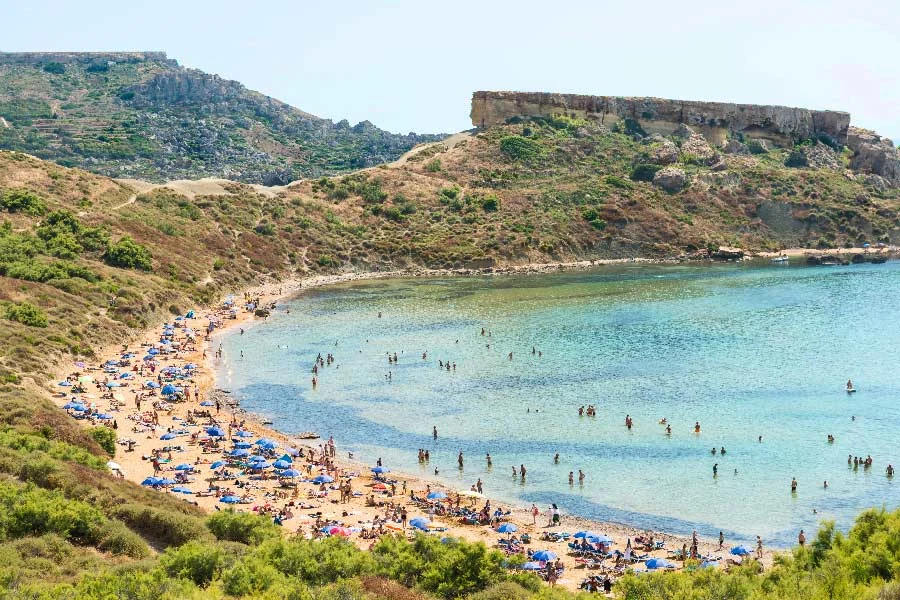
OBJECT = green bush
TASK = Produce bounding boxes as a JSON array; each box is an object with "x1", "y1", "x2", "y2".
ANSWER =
[
  {"x1": 499, "y1": 136, "x2": 542, "y2": 161},
  {"x1": 425, "y1": 158, "x2": 442, "y2": 172},
  {"x1": 112, "y1": 504, "x2": 209, "y2": 547},
  {"x1": 481, "y1": 195, "x2": 500, "y2": 212},
  {"x1": 103, "y1": 236, "x2": 152, "y2": 270},
  {"x1": 256, "y1": 536, "x2": 373, "y2": 586},
  {"x1": 582, "y1": 208, "x2": 599, "y2": 222},
  {"x1": 42, "y1": 62, "x2": 66, "y2": 74},
  {"x1": 96, "y1": 519, "x2": 150, "y2": 558},
  {"x1": 160, "y1": 540, "x2": 225, "y2": 587},
  {"x1": 747, "y1": 139, "x2": 768, "y2": 154},
  {"x1": 1, "y1": 189, "x2": 47, "y2": 216},
  {"x1": 623, "y1": 117, "x2": 647, "y2": 137},
  {"x1": 629, "y1": 164, "x2": 661, "y2": 182},
  {"x1": 207, "y1": 510, "x2": 280, "y2": 545},
  {"x1": 222, "y1": 556, "x2": 281, "y2": 596},
  {"x1": 88, "y1": 427, "x2": 116, "y2": 456},
  {"x1": 4, "y1": 302, "x2": 48, "y2": 327},
  {"x1": 0, "y1": 482, "x2": 105, "y2": 544},
  {"x1": 785, "y1": 148, "x2": 808, "y2": 168}
]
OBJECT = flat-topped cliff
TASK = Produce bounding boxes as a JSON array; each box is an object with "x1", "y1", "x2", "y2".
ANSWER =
[{"x1": 471, "y1": 91, "x2": 851, "y2": 148}]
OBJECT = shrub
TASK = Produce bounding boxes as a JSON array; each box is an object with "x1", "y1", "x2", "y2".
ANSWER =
[
  {"x1": 207, "y1": 510, "x2": 281, "y2": 545},
  {"x1": 785, "y1": 149, "x2": 808, "y2": 168},
  {"x1": 257, "y1": 536, "x2": 373, "y2": 586},
  {"x1": 1, "y1": 189, "x2": 47, "y2": 216},
  {"x1": 103, "y1": 236, "x2": 152, "y2": 270},
  {"x1": 222, "y1": 556, "x2": 280, "y2": 596},
  {"x1": 4, "y1": 302, "x2": 48, "y2": 327},
  {"x1": 582, "y1": 208, "x2": 599, "y2": 222},
  {"x1": 88, "y1": 427, "x2": 116, "y2": 456},
  {"x1": 42, "y1": 62, "x2": 66, "y2": 74},
  {"x1": 425, "y1": 159, "x2": 442, "y2": 172},
  {"x1": 481, "y1": 195, "x2": 500, "y2": 212},
  {"x1": 623, "y1": 117, "x2": 647, "y2": 137},
  {"x1": 160, "y1": 540, "x2": 225, "y2": 586},
  {"x1": 499, "y1": 136, "x2": 542, "y2": 161},
  {"x1": 96, "y1": 519, "x2": 150, "y2": 558},
  {"x1": 255, "y1": 222, "x2": 275, "y2": 235},
  {"x1": 629, "y1": 164, "x2": 661, "y2": 182},
  {"x1": 112, "y1": 504, "x2": 209, "y2": 547},
  {"x1": 747, "y1": 139, "x2": 768, "y2": 154}
]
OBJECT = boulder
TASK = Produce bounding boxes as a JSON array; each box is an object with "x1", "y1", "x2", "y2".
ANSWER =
[
  {"x1": 864, "y1": 174, "x2": 891, "y2": 193},
  {"x1": 653, "y1": 167, "x2": 687, "y2": 193},
  {"x1": 847, "y1": 127, "x2": 900, "y2": 186},
  {"x1": 802, "y1": 141, "x2": 841, "y2": 170},
  {"x1": 723, "y1": 139, "x2": 749, "y2": 154},
  {"x1": 649, "y1": 137, "x2": 679, "y2": 165},
  {"x1": 681, "y1": 133, "x2": 719, "y2": 165}
]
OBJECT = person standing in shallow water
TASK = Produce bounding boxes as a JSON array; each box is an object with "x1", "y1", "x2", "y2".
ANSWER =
[
  {"x1": 433, "y1": 426, "x2": 437, "y2": 439},
  {"x1": 791, "y1": 477, "x2": 798, "y2": 493}
]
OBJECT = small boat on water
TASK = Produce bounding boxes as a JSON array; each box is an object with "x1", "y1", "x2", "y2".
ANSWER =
[
  {"x1": 771, "y1": 255, "x2": 789, "y2": 263},
  {"x1": 847, "y1": 388, "x2": 857, "y2": 394}
]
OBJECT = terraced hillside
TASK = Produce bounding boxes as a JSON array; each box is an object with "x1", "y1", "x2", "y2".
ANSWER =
[{"x1": 0, "y1": 52, "x2": 443, "y2": 183}]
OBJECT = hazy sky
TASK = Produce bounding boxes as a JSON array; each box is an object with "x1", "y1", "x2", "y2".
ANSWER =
[{"x1": 3, "y1": 0, "x2": 899, "y2": 140}]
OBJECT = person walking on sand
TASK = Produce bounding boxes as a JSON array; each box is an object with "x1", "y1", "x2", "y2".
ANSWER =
[
  {"x1": 718, "y1": 531, "x2": 724, "y2": 550},
  {"x1": 401, "y1": 506, "x2": 407, "y2": 530},
  {"x1": 531, "y1": 503, "x2": 539, "y2": 525},
  {"x1": 756, "y1": 536, "x2": 763, "y2": 559},
  {"x1": 798, "y1": 529, "x2": 806, "y2": 546}
]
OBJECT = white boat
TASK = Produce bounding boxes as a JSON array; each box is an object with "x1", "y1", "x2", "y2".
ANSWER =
[{"x1": 771, "y1": 255, "x2": 789, "y2": 263}]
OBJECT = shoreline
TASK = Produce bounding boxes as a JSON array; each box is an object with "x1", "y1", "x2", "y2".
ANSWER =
[{"x1": 50, "y1": 253, "x2": 869, "y2": 588}]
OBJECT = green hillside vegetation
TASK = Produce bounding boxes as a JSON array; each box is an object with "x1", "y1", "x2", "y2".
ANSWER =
[
  {"x1": 1, "y1": 111, "x2": 900, "y2": 597},
  {"x1": 0, "y1": 53, "x2": 443, "y2": 183}
]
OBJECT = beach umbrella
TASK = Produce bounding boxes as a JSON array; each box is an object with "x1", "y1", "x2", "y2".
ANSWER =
[
  {"x1": 371, "y1": 466, "x2": 390, "y2": 474},
  {"x1": 233, "y1": 441, "x2": 252, "y2": 449},
  {"x1": 256, "y1": 438, "x2": 275, "y2": 446},
  {"x1": 646, "y1": 558, "x2": 675, "y2": 570},
  {"x1": 172, "y1": 486, "x2": 193, "y2": 494},
  {"x1": 235, "y1": 430, "x2": 254, "y2": 437},
  {"x1": 250, "y1": 461, "x2": 271, "y2": 469},
  {"x1": 106, "y1": 382, "x2": 121, "y2": 388},
  {"x1": 312, "y1": 475, "x2": 334, "y2": 484},
  {"x1": 324, "y1": 526, "x2": 352, "y2": 537},
  {"x1": 71, "y1": 405, "x2": 87, "y2": 412},
  {"x1": 287, "y1": 447, "x2": 300, "y2": 457},
  {"x1": 409, "y1": 517, "x2": 431, "y2": 531},
  {"x1": 426, "y1": 491, "x2": 447, "y2": 500},
  {"x1": 184, "y1": 363, "x2": 197, "y2": 369},
  {"x1": 58, "y1": 380, "x2": 72, "y2": 387},
  {"x1": 497, "y1": 523, "x2": 518, "y2": 534},
  {"x1": 95, "y1": 413, "x2": 114, "y2": 420},
  {"x1": 459, "y1": 489, "x2": 483, "y2": 498},
  {"x1": 220, "y1": 495, "x2": 241, "y2": 504},
  {"x1": 206, "y1": 426, "x2": 226, "y2": 437},
  {"x1": 522, "y1": 562, "x2": 543, "y2": 571},
  {"x1": 730, "y1": 546, "x2": 751, "y2": 556},
  {"x1": 229, "y1": 449, "x2": 250, "y2": 457},
  {"x1": 62, "y1": 401, "x2": 81, "y2": 409},
  {"x1": 248, "y1": 455, "x2": 267, "y2": 463},
  {"x1": 278, "y1": 454, "x2": 293, "y2": 463},
  {"x1": 106, "y1": 461, "x2": 122, "y2": 471},
  {"x1": 532, "y1": 550, "x2": 557, "y2": 562},
  {"x1": 141, "y1": 477, "x2": 161, "y2": 486},
  {"x1": 200, "y1": 400, "x2": 214, "y2": 407},
  {"x1": 573, "y1": 531, "x2": 597, "y2": 539},
  {"x1": 281, "y1": 469, "x2": 301, "y2": 478},
  {"x1": 587, "y1": 534, "x2": 613, "y2": 544},
  {"x1": 273, "y1": 459, "x2": 292, "y2": 469},
  {"x1": 148, "y1": 348, "x2": 159, "y2": 355},
  {"x1": 174, "y1": 464, "x2": 194, "y2": 471},
  {"x1": 75, "y1": 360, "x2": 87, "y2": 368},
  {"x1": 211, "y1": 460, "x2": 226, "y2": 469},
  {"x1": 146, "y1": 381, "x2": 160, "y2": 388},
  {"x1": 160, "y1": 433, "x2": 177, "y2": 440},
  {"x1": 157, "y1": 478, "x2": 176, "y2": 486},
  {"x1": 257, "y1": 440, "x2": 278, "y2": 450},
  {"x1": 161, "y1": 384, "x2": 176, "y2": 395},
  {"x1": 372, "y1": 483, "x2": 387, "y2": 491}
]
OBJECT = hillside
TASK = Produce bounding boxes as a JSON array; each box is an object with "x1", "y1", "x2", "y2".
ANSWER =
[{"x1": 0, "y1": 51, "x2": 443, "y2": 183}]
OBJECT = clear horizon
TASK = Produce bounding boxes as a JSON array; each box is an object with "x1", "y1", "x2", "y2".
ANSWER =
[{"x1": 2, "y1": 0, "x2": 898, "y2": 142}]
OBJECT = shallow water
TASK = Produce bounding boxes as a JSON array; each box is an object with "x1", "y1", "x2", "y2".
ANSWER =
[{"x1": 215, "y1": 261, "x2": 900, "y2": 546}]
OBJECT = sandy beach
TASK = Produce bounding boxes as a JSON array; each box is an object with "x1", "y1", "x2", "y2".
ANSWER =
[{"x1": 50, "y1": 260, "x2": 798, "y2": 592}]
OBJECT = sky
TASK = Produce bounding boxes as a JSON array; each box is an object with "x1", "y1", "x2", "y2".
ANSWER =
[{"x1": 2, "y1": 0, "x2": 899, "y2": 140}]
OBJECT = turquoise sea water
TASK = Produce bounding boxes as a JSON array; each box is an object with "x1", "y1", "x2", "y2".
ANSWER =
[{"x1": 215, "y1": 262, "x2": 900, "y2": 546}]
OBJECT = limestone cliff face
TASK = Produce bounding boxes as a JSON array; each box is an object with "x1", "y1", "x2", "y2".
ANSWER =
[
  {"x1": 471, "y1": 91, "x2": 850, "y2": 148},
  {"x1": 847, "y1": 126, "x2": 900, "y2": 186},
  {"x1": 0, "y1": 51, "x2": 176, "y2": 66}
]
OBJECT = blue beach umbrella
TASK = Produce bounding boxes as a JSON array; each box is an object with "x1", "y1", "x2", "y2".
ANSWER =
[
  {"x1": 229, "y1": 449, "x2": 250, "y2": 457},
  {"x1": 257, "y1": 440, "x2": 278, "y2": 450},
  {"x1": 281, "y1": 469, "x2": 301, "y2": 478},
  {"x1": 730, "y1": 546, "x2": 751, "y2": 556},
  {"x1": 147, "y1": 348, "x2": 159, "y2": 355},
  {"x1": 157, "y1": 478, "x2": 176, "y2": 486},
  {"x1": 409, "y1": 517, "x2": 430, "y2": 531},
  {"x1": 371, "y1": 466, "x2": 390, "y2": 474},
  {"x1": 646, "y1": 558, "x2": 674, "y2": 570},
  {"x1": 211, "y1": 461, "x2": 226, "y2": 469},
  {"x1": 587, "y1": 534, "x2": 613, "y2": 544},
  {"x1": 255, "y1": 438, "x2": 275, "y2": 446},
  {"x1": 273, "y1": 459, "x2": 292, "y2": 469},
  {"x1": 106, "y1": 382, "x2": 121, "y2": 388},
  {"x1": 426, "y1": 491, "x2": 447, "y2": 500},
  {"x1": 532, "y1": 550, "x2": 558, "y2": 562},
  {"x1": 206, "y1": 426, "x2": 226, "y2": 437},
  {"x1": 233, "y1": 441, "x2": 252, "y2": 449},
  {"x1": 160, "y1": 433, "x2": 177, "y2": 440},
  {"x1": 141, "y1": 477, "x2": 161, "y2": 486},
  {"x1": 250, "y1": 461, "x2": 271, "y2": 469},
  {"x1": 62, "y1": 401, "x2": 81, "y2": 409},
  {"x1": 58, "y1": 380, "x2": 72, "y2": 387},
  {"x1": 174, "y1": 464, "x2": 193, "y2": 471},
  {"x1": 248, "y1": 455, "x2": 267, "y2": 462},
  {"x1": 497, "y1": 523, "x2": 518, "y2": 533},
  {"x1": 312, "y1": 475, "x2": 333, "y2": 484},
  {"x1": 71, "y1": 405, "x2": 86, "y2": 412},
  {"x1": 522, "y1": 562, "x2": 543, "y2": 571},
  {"x1": 573, "y1": 531, "x2": 596, "y2": 539},
  {"x1": 200, "y1": 400, "x2": 214, "y2": 407},
  {"x1": 161, "y1": 384, "x2": 177, "y2": 395},
  {"x1": 172, "y1": 486, "x2": 193, "y2": 494},
  {"x1": 235, "y1": 430, "x2": 254, "y2": 437},
  {"x1": 146, "y1": 381, "x2": 160, "y2": 388},
  {"x1": 219, "y1": 495, "x2": 241, "y2": 504},
  {"x1": 95, "y1": 413, "x2": 114, "y2": 420}
]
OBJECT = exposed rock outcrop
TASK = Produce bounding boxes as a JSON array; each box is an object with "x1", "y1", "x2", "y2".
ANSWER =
[
  {"x1": 653, "y1": 167, "x2": 687, "y2": 193},
  {"x1": 471, "y1": 91, "x2": 851, "y2": 148},
  {"x1": 647, "y1": 136, "x2": 679, "y2": 165},
  {"x1": 680, "y1": 131, "x2": 719, "y2": 165},
  {"x1": 847, "y1": 127, "x2": 900, "y2": 185}
]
